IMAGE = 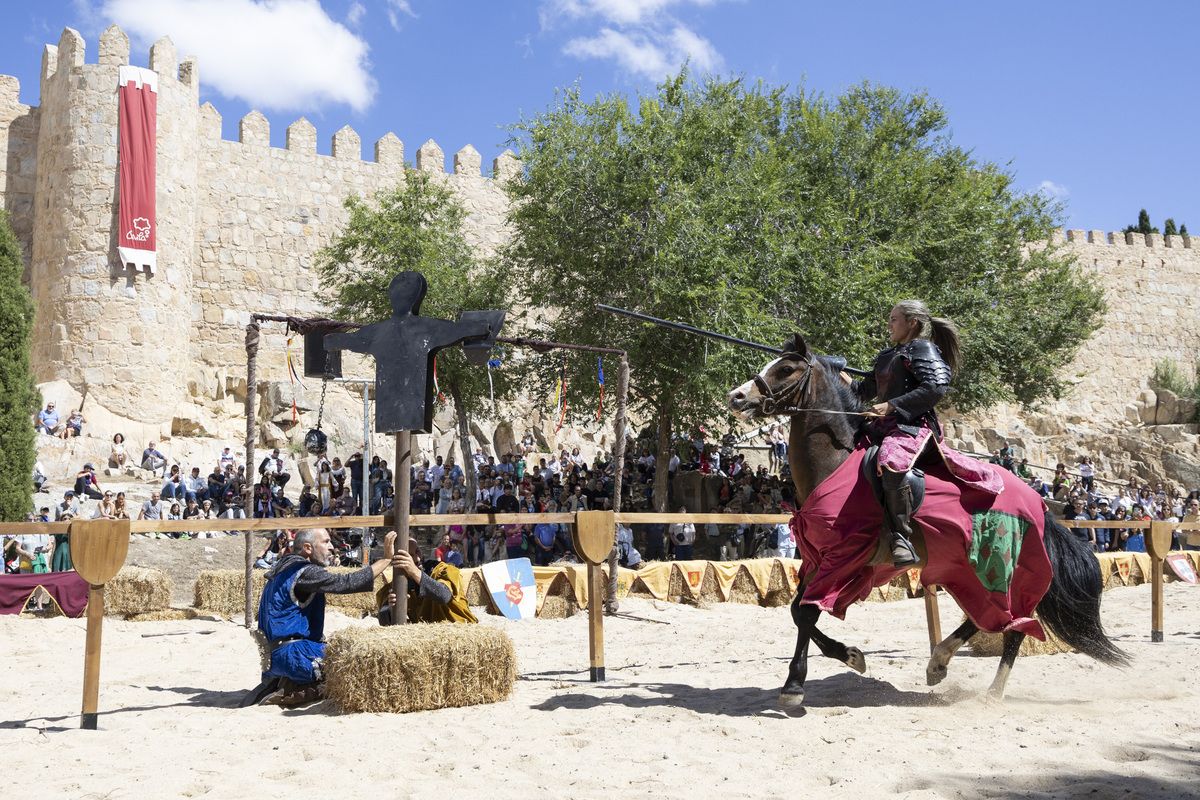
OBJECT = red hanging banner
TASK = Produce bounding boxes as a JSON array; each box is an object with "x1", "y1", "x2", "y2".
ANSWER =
[{"x1": 117, "y1": 65, "x2": 158, "y2": 274}]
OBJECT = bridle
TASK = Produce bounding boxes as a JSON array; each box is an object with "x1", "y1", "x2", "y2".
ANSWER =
[
  {"x1": 752, "y1": 354, "x2": 815, "y2": 416},
  {"x1": 750, "y1": 355, "x2": 866, "y2": 418}
]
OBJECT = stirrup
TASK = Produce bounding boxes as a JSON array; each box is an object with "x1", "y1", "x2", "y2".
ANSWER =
[{"x1": 891, "y1": 533, "x2": 920, "y2": 569}]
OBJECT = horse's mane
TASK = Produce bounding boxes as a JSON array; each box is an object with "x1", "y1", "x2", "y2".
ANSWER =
[{"x1": 818, "y1": 360, "x2": 867, "y2": 437}]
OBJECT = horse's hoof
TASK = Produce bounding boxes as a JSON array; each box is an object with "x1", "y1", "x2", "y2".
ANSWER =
[
  {"x1": 778, "y1": 690, "x2": 805, "y2": 709},
  {"x1": 926, "y1": 662, "x2": 947, "y2": 686},
  {"x1": 844, "y1": 647, "x2": 866, "y2": 674}
]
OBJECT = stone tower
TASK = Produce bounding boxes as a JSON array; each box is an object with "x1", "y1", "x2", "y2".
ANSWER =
[{"x1": 27, "y1": 25, "x2": 198, "y2": 426}]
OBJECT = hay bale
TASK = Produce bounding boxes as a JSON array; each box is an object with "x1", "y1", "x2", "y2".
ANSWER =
[
  {"x1": 193, "y1": 568, "x2": 381, "y2": 617},
  {"x1": 105, "y1": 567, "x2": 173, "y2": 616},
  {"x1": 537, "y1": 573, "x2": 579, "y2": 619},
  {"x1": 668, "y1": 565, "x2": 700, "y2": 606},
  {"x1": 967, "y1": 624, "x2": 1074, "y2": 657},
  {"x1": 761, "y1": 560, "x2": 796, "y2": 607},
  {"x1": 324, "y1": 624, "x2": 516, "y2": 713},
  {"x1": 728, "y1": 567, "x2": 764, "y2": 605},
  {"x1": 697, "y1": 566, "x2": 724, "y2": 606},
  {"x1": 625, "y1": 577, "x2": 657, "y2": 600},
  {"x1": 194, "y1": 570, "x2": 265, "y2": 616},
  {"x1": 464, "y1": 572, "x2": 490, "y2": 606},
  {"x1": 124, "y1": 607, "x2": 203, "y2": 622}
]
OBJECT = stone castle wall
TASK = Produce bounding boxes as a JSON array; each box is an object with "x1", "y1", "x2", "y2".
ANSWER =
[
  {"x1": 0, "y1": 25, "x2": 516, "y2": 450},
  {"x1": 2, "y1": 24, "x2": 1199, "y2": 482}
]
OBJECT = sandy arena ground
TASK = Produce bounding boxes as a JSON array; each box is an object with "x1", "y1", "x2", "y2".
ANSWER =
[{"x1": 2, "y1": 582, "x2": 1198, "y2": 800}]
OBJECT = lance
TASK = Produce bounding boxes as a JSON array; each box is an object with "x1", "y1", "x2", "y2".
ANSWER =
[{"x1": 596, "y1": 304, "x2": 873, "y2": 378}]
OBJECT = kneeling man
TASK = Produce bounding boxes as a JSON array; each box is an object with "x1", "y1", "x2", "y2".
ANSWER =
[
  {"x1": 378, "y1": 538, "x2": 477, "y2": 625},
  {"x1": 258, "y1": 528, "x2": 396, "y2": 704}
]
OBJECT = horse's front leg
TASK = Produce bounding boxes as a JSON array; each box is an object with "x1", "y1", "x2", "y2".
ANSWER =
[
  {"x1": 926, "y1": 619, "x2": 979, "y2": 686},
  {"x1": 809, "y1": 625, "x2": 866, "y2": 674},
  {"x1": 781, "y1": 597, "x2": 821, "y2": 707}
]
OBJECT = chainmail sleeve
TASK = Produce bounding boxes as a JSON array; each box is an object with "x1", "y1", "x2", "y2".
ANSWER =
[{"x1": 888, "y1": 339, "x2": 951, "y2": 422}]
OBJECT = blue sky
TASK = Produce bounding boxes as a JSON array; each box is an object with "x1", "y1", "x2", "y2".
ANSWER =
[{"x1": 4, "y1": 0, "x2": 1197, "y2": 232}]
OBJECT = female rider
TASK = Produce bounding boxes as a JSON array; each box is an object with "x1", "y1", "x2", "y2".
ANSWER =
[{"x1": 850, "y1": 300, "x2": 1002, "y2": 568}]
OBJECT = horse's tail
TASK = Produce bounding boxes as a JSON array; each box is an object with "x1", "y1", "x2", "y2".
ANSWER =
[{"x1": 1035, "y1": 512, "x2": 1130, "y2": 667}]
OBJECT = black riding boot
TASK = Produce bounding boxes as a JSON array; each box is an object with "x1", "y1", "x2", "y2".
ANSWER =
[{"x1": 882, "y1": 479, "x2": 920, "y2": 569}]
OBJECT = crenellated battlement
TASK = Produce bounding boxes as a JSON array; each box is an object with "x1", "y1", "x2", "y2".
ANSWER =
[{"x1": 1051, "y1": 228, "x2": 1196, "y2": 249}]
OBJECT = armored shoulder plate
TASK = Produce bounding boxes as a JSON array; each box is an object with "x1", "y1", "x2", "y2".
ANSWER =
[{"x1": 899, "y1": 339, "x2": 951, "y2": 386}]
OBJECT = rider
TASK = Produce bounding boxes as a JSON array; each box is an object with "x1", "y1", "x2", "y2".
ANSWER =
[{"x1": 850, "y1": 300, "x2": 1001, "y2": 569}]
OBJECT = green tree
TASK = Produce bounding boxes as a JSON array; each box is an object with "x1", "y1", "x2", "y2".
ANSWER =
[
  {"x1": 1125, "y1": 208, "x2": 1159, "y2": 235},
  {"x1": 504, "y1": 74, "x2": 796, "y2": 509},
  {"x1": 1181, "y1": 223, "x2": 1189, "y2": 236},
  {"x1": 316, "y1": 169, "x2": 513, "y2": 505},
  {"x1": 0, "y1": 210, "x2": 39, "y2": 521},
  {"x1": 504, "y1": 74, "x2": 1104, "y2": 506},
  {"x1": 1164, "y1": 218, "x2": 1178, "y2": 236}
]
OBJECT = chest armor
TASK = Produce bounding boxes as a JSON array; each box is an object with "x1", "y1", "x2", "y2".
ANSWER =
[{"x1": 873, "y1": 346, "x2": 918, "y2": 404}]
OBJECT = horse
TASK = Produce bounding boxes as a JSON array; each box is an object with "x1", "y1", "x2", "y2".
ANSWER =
[{"x1": 727, "y1": 333, "x2": 1129, "y2": 708}]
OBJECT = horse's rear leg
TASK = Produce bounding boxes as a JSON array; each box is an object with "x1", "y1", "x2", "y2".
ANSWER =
[
  {"x1": 810, "y1": 627, "x2": 866, "y2": 674},
  {"x1": 926, "y1": 619, "x2": 979, "y2": 686},
  {"x1": 986, "y1": 630, "x2": 1025, "y2": 699},
  {"x1": 781, "y1": 599, "x2": 820, "y2": 708}
]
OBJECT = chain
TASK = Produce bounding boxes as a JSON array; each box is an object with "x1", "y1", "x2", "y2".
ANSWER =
[{"x1": 316, "y1": 351, "x2": 331, "y2": 431}]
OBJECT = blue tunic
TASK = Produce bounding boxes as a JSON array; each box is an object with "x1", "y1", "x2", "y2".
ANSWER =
[{"x1": 258, "y1": 559, "x2": 327, "y2": 684}]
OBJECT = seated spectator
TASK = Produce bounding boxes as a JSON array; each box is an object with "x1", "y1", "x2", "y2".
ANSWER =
[
  {"x1": 207, "y1": 466, "x2": 227, "y2": 507},
  {"x1": 142, "y1": 441, "x2": 169, "y2": 478},
  {"x1": 109, "y1": 433, "x2": 128, "y2": 468},
  {"x1": 441, "y1": 539, "x2": 464, "y2": 568},
  {"x1": 1051, "y1": 463, "x2": 1071, "y2": 501},
  {"x1": 34, "y1": 401, "x2": 60, "y2": 436},
  {"x1": 32, "y1": 458, "x2": 47, "y2": 493},
  {"x1": 74, "y1": 463, "x2": 103, "y2": 500},
  {"x1": 259, "y1": 448, "x2": 291, "y2": 488},
  {"x1": 138, "y1": 491, "x2": 165, "y2": 522},
  {"x1": 112, "y1": 493, "x2": 129, "y2": 520},
  {"x1": 184, "y1": 467, "x2": 209, "y2": 503},
  {"x1": 166, "y1": 502, "x2": 183, "y2": 521},
  {"x1": 1181, "y1": 499, "x2": 1200, "y2": 552},
  {"x1": 60, "y1": 409, "x2": 86, "y2": 440},
  {"x1": 182, "y1": 497, "x2": 202, "y2": 520},
  {"x1": 222, "y1": 484, "x2": 247, "y2": 520},
  {"x1": 161, "y1": 464, "x2": 186, "y2": 501},
  {"x1": 54, "y1": 490, "x2": 80, "y2": 521},
  {"x1": 1016, "y1": 458, "x2": 1033, "y2": 481},
  {"x1": 93, "y1": 490, "x2": 118, "y2": 520}
]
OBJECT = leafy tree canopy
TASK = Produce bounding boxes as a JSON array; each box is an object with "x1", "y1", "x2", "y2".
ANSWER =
[{"x1": 502, "y1": 71, "x2": 1105, "y2": 450}]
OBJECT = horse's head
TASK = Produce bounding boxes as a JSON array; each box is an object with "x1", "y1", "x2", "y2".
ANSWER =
[{"x1": 727, "y1": 334, "x2": 816, "y2": 420}]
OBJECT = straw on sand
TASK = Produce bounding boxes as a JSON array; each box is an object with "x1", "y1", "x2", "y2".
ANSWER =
[
  {"x1": 728, "y1": 566, "x2": 764, "y2": 605},
  {"x1": 124, "y1": 607, "x2": 204, "y2": 622},
  {"x1": 323, "y1": 624, "x2": 516, "y2": 713},
  {"x1": 760, "y1": 560, "x2": 795, "y2": 608},
  {"x1": 105, "y1": 567, "x2": 173, "y2": 616},
  {"x1": 464, "y1": 572, "x2": 490, "y2": 606}
]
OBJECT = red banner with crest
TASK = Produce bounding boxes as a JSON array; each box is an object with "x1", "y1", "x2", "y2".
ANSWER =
[{"x1": 117, "y1": 65, "x2": 157, "y2": 274}]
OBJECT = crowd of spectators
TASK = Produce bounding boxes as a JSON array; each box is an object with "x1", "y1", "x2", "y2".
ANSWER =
[{"x1": 987, "y1": 443, "x2": 1200, "y2": 554}]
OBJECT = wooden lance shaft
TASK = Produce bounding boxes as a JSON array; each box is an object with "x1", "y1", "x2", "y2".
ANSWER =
[
  {"x1": 588, "y1": 561, "x2": 604, "y2": 681},
  {"x1": 81, "y1": 584, "x2": 105, "y2": 730},
  {"x1": 923, "y1": 583, "x2": 942, "y2": 654},
  {"x1": 391, "y1": 430, "x2": 412, "y2": 625}
]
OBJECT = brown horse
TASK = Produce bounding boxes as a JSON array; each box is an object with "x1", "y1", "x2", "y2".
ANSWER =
[{"x1": 728, "y1": 333, "x2": 1128, "y2": 707}]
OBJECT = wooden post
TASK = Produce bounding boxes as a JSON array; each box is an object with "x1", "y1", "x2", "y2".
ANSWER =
[
  {"x1": 243, "y1": 321, "x2": 260, "y2": 628},
  {"x1": 588, "y1": 560, "x2": 604, "y2": 681},
  {"x1": 81, "y1": 584, "x2": 105, "y2": 729},
  {"x1": 1146, "y1": 520, "x2": 1172, "y2": 643},
  {"x1": 391, "y1": 430, "x2": 412, "y2": 625},
  {"x1": 574, "y1": 509, "x2": 616, "y2": 681},
  {"x1": 923, "y1": 583, "x2": 942, "y2": 654},
  {"x1": 69, "y1": 519, "x2": 130, "y2": 730}
]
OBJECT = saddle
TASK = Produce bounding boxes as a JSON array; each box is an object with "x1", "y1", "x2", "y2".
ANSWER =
[{"x1": 861, "y1": 445, "x2": 927, "y2": 567}]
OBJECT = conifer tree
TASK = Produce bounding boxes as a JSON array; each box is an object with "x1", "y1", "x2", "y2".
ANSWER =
[
  {"x1": 1164, "y1": 218, "x2": 1178, "y2": 236},
  {"x1": 0, "y1": 210, "x2": 39, "y2": 521}
]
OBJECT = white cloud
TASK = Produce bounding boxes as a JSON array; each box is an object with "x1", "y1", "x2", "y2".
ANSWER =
[
  {"x1": 346, "y1": 1, "x2": 366, "y2": 26},
  {"x1": 101, "y1": 0, "x2": 377, "y2": 112},
  {"x1": 1038, "y1": 180, "x2": 1069, "y2": 198},
  {"x1": 545, "y1": 0, "x2": 722, "y2": 27},
  {"x1": 385, "y1": 0, "x2": 417, "y2": 32},
  {"x1": 544, "y1": 0, "x2": 729, "y2": 79},
  {"x1": 564, "y1": 24, "x2": 719, "y2": 79}
]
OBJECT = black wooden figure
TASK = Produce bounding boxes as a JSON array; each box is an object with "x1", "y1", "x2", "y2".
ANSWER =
[{"x1": 324, "y1": 272, "x2": 505, "y2": 434}]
